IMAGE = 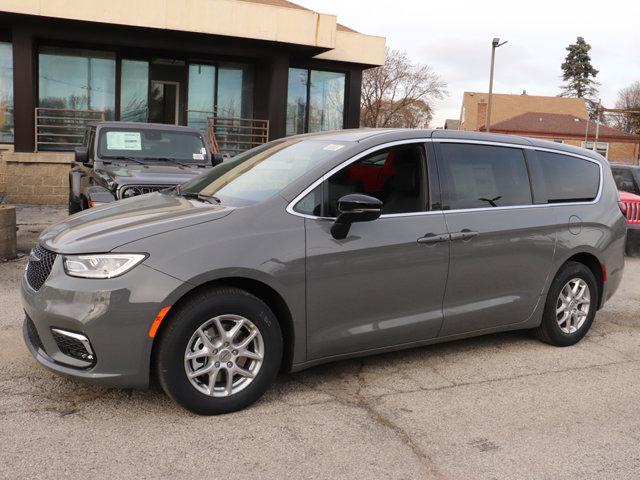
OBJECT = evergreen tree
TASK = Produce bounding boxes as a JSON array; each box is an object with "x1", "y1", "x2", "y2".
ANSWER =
[{"x1": 560, "y1": 37, "x2": 599, "y2": 99}]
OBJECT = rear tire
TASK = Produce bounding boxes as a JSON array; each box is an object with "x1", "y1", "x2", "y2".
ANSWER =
[
  {"x1": 536, "y1": 261, "x2": 598, "y2": 346},
  {"x1": 156, "y1": 287, "x2": 282, "y2": 415}
]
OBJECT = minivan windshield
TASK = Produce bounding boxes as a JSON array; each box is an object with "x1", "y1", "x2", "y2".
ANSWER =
[
  {"x1": 97, "y1": 127, "x2": 208, "y2": 164},
  {"x1": 179, "y1": 139, "x2": 347, "y2": 206}
]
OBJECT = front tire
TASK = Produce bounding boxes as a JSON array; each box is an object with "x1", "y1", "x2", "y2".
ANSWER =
[
  {"x1": 536, "y1": 261, "x2": 598, "y2": 346},
  {"x1": 68, "y1": 195, "x2": 82, "y2": 215},
  {"x1": 156, "y1": 287, "x2": 282, "y2": 415}
]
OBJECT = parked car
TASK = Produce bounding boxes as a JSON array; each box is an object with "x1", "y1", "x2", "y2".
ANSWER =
[
  {"x1": 619, "y1": 190, "x2": 640, "y2": 255},
  {"x1": 68, "y1": 122, "x2": 220, "y2": 214},
  {"x1": 22, "y1": 130, "x2": 626, "y2": 415},
  {"x1": 611, "y1": 163, "x2": 640, "y2": 196}
]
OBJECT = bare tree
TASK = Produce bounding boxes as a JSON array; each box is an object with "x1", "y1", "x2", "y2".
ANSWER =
[
  {"x1": 361, "y1": 49, "x2": 447, "y2": 128},
  {"x1": 610, "y1": 81, "x2": 640, "y2": 134}
]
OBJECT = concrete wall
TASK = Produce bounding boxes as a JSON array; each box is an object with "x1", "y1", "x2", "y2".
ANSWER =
[{"x1": 2, "y1": 152, "x2": 72, "y2": 205}]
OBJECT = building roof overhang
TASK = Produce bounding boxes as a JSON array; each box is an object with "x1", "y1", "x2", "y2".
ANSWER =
[{"x1": 0, "y1": 0, "x2": 385, "y2": 66}]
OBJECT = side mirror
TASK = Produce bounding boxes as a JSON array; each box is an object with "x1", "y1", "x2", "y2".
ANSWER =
[
  {"x1": 331, "y1": 194, "x2": 383, "y2": 240},
  {"x1": 74, "y1": 146, "x2": 89, "y2": 166},
  {"x1": 212, "y1": 153, "x2": 224, "y2": 166}
]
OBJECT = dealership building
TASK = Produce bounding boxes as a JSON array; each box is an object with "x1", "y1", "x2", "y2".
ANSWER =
[{"x1": 0, "y1": 0, "x2": 385, "y2": 204}]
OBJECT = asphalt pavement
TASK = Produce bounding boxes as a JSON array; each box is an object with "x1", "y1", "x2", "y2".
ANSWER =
[{"x1": 1, "y1": 206, "x2": 639, "y2": 479}]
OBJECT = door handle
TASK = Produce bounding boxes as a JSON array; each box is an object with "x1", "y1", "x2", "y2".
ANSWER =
[
  {"x1": 450, "y1": 229, "x2": 479, "y2": 241},
  {"x1": 417, "y1": 233, "x2": 450, "y2": 245}
]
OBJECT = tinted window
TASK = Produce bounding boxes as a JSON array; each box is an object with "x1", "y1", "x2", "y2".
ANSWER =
[
  {"x1": 612, "y1": 167, "x2": 639, "y2": 195},
  {"x1": 322, "y1": 144, "x2": 427, "y2": 216},
  {"x1": 438, "y1": 143, "x2": 532, "y2": 210},
  {"x1": 534, "y1": 151, "x2": 600, "y2": 202}
]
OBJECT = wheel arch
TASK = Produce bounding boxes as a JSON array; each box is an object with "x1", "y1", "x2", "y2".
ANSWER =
[
  {"x1": 559, "y1": 251, "x2": 605, "y2": 309},
  {"x1": 150, "y1": 276, "x2": 296, "y2": 377}
]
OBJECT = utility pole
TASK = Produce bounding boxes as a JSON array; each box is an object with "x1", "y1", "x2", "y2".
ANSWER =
[{"x1": 486, "y1": 37, "x2": 508, "y2": 132}]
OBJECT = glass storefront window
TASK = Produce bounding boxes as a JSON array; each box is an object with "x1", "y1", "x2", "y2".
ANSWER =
[
  {"x1": 286, "y1": 68, "x2": 345, "y2": 135},
  {"x1": 120, "y1": 60, "x2": 149, "y2": 122},
  {"x1": 38, "y1": 47, "x2": 115, "y2": 118},
  {"x1": 286, "y1": 68, "x2": 308, "y2": 136},
  {"x1": 0, "y1": 42, "x2": 13, "y2": 143},
  {"x1": 308, "y1": 70, "x2": 345, "y2": 133},
  {"x1": 187, "y1": 63, "x2": 215, "y2": 131},
  {"x1": 217, "y1": 63, "x2": 253, "y2": 119}
]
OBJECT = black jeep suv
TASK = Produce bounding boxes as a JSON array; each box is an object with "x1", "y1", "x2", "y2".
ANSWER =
[{"x1": 69, "y1": 122, "x2": 219, "y2": 214}]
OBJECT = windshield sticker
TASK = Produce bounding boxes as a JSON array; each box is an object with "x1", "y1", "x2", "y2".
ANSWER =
[
  {"x1": 200, "y1": 147, "x2": 207, "y2": 155},
  {"x1": 106, "y1": 131, "x2": 142, "y2": 150},
  {"x1": 193, "y1": 153, "x2": 205, "y2": 160},
  {"x1": 323, "y1": 144, "x2": 345, "y2": 151}
]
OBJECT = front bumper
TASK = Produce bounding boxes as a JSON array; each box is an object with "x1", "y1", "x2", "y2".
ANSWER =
[
  {"x1": 626, "y1": 224, "x2": 640, "y2": 255},
  {"x1": 21, "y1": 254, "x2": 188, "y2": 388}
]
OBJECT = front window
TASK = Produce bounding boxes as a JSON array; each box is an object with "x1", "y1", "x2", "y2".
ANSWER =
[
  {"x1": 0, "y1": 41, "x2": 13, "y2": 143},
  {"x1": 97, "y1": 127, "x2": 207, "y2": 164},
  {"x1": 180, "y1": 140, "x2": 348, "y2": 206},
  {"x1": 286, "y1": 68, "x2": 346, "y2": 136},
  {"x1": 294, "y1": 145, "x2": 429, "y2": 217}
]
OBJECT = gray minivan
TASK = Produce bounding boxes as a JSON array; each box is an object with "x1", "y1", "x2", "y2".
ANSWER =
[{"x1": 21, "y1": 129, "x2": 626, "y2": 415}]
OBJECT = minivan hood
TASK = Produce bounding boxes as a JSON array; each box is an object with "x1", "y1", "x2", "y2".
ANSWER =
[
  {"x1": 98, "y1": 162, "x2": 209, "y2": 188},
  {"x1": 40, "y1": 192, "x2": 233, "y2": 254}
]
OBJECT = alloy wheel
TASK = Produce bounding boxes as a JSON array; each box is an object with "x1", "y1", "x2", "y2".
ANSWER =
[
  {"x1": 556, "y1": 278, "x2": 591, "y2": 334},
  {"x1": 184, "y1": 314, "x2": 264, "y2": 397}
]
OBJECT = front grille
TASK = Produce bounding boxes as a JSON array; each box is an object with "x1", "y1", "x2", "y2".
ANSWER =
[
  {"x1": 624, "y1": 201, "x2": 640, "y2": 224},
  {"x1": 25, "y1": 245, "x2": 57, "y2": 291},
  {"x1": 51, "y1": 329, "x2": 96, "y2": 365},
  {"x1": 119, "y1": 184, "x2": 173, "y2": 199},
  {"x1": 25, "y1": 316, "x2": 44, "y2": 352}
]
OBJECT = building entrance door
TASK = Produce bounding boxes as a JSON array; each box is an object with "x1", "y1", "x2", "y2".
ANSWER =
[{"x1": 149, "y1": 80, "x2": 180, "y2": 125}]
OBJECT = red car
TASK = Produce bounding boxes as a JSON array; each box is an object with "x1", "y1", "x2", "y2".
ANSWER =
[{"x1": 620, "y1": 190, "x2": 640, "y2": 254}]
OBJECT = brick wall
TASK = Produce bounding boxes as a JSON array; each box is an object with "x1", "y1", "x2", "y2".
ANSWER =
[
  {"x1": 3, "y1": 152, "x2": 73, "y2": 205},
  {"x1": 460, "y1": 92, "x2": 589, "y2": 131}
]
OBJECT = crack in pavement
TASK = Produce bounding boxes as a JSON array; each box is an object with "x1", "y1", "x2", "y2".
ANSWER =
[{"x1": 292, "y1": 363, "x2": 449, "y2": 480}]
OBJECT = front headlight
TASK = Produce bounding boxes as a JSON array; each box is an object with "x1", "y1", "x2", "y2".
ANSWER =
[{"x1": 63, "y1": 254, "x2": 147, "y2": 279}]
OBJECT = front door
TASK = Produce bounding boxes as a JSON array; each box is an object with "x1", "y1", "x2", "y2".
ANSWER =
[
  {"x1": 435, "y1": 141, "x2": 556, "y2": 336},
  {"x1": 300, "y1": 142, "x2": 450, "y2": 360},
  {"x1": 149, "y1": 81, "x2": 180, "y2": 125}
]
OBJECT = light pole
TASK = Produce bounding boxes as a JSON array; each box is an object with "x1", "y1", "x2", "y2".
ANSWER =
[{"x1": 486, "y1": 37, "x2": 508, "y2": 132}]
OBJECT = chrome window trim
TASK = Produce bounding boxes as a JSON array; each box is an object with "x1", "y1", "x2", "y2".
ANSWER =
[{"x1": 285, "y1": 137, "x2": 604, "y2": 220}]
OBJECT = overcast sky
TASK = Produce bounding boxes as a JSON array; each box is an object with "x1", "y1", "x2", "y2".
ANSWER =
[{"x1": 301, "y1": 0, "x2": 640, "y2": 128}]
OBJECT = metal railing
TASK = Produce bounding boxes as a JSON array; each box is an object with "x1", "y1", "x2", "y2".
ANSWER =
[
  {"x1": 205, "y1": 114, "x2": 269, "y2": 156},
  {"x1": 35, "y1": 108, "x2": 105, "y2": 151}
]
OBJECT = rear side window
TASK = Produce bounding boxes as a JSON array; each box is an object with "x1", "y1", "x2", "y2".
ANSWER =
[
  {"x1": 438, "y1": 143, "x2": 532, "y2": 210},
  {"x1": 612, "y1": 167, "x2": 639, "y2": 195},
  {"x1": 533, "y1": 151, "x2": 600, "y2": 203}
]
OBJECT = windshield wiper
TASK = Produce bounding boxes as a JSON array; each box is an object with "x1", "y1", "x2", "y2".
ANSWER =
[
  {"x1": 177, "y1": 188, "x2": 221, "y2": 205},
  {"x1": 197, "y1": 193, "x2": 221, "y2": 204},
  {"x1": 144, "y1": 157, "x2": 191, "y2": 167},
  {"x1": 101, "y1": 155, "x2": 146, "y2": 165}
]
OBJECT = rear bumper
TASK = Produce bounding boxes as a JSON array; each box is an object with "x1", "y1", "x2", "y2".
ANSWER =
[{"x1": 21, "y1": 256, "x2": 188, "y2": 388}]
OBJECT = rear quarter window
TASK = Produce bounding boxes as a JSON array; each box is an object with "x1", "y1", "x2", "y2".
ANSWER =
[{"x1": 531, "y1": 151, "x2": 600, "y2": 203}]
